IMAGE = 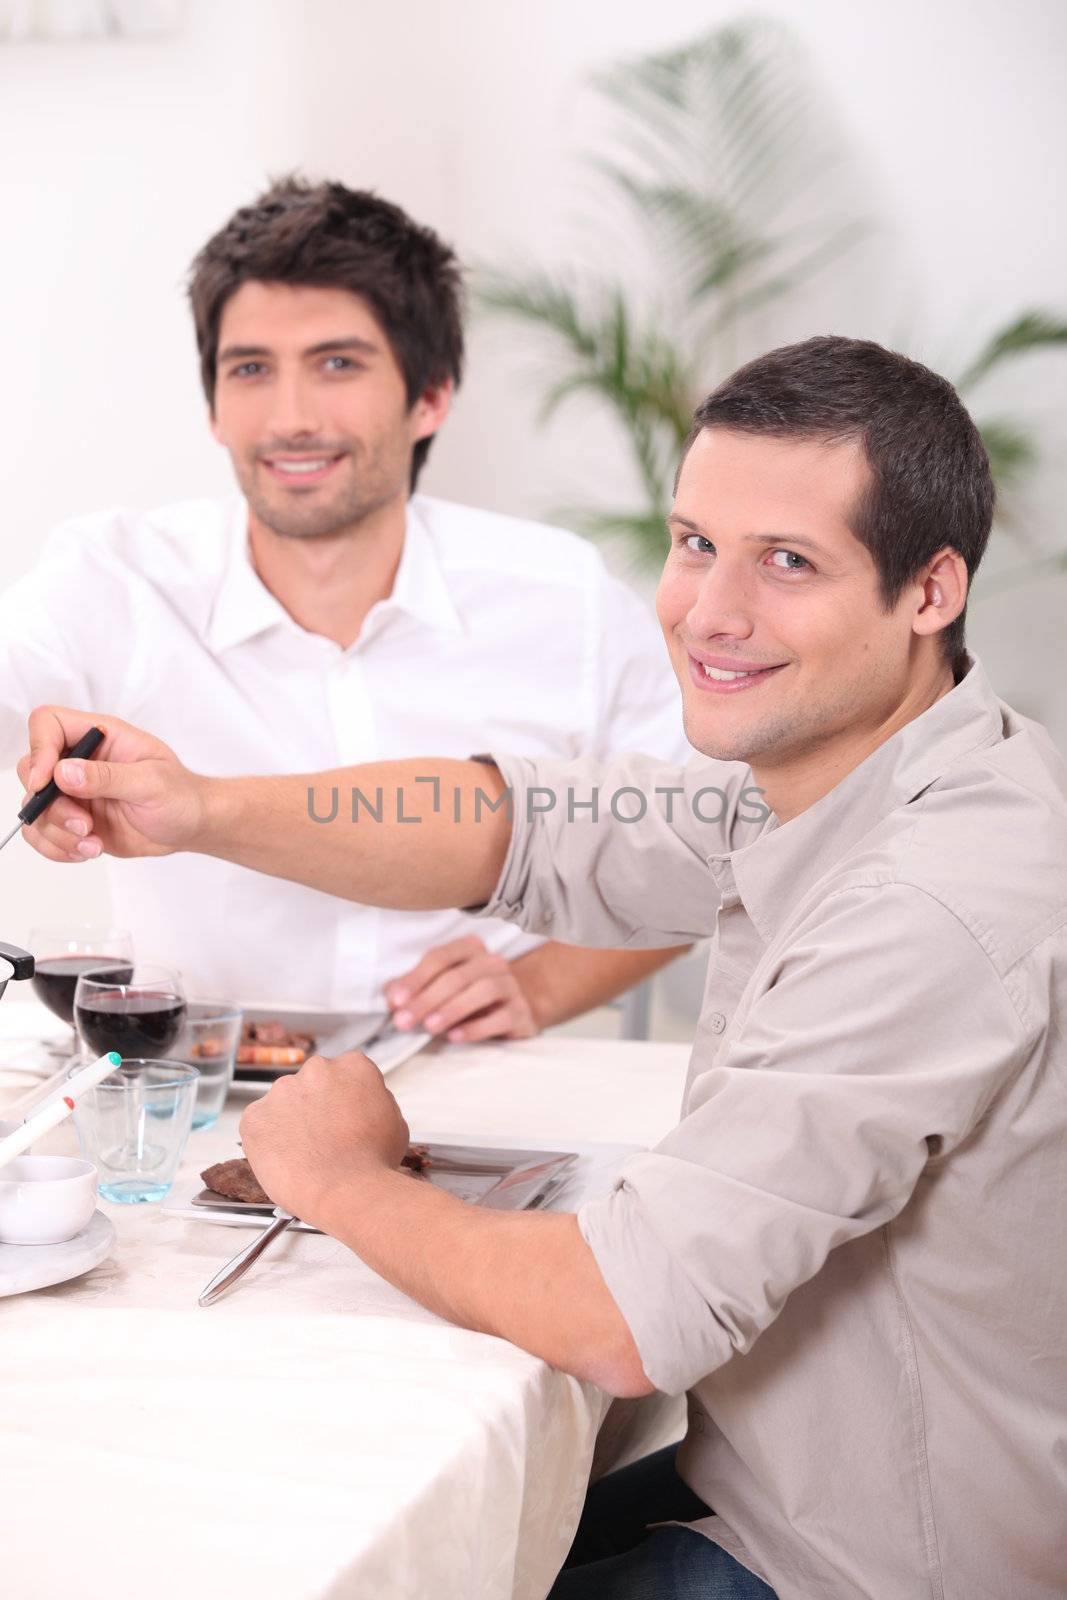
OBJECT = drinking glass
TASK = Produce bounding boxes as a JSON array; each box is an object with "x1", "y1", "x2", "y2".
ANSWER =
[
  {"x1": 174, "y1": 1002, "x2": 243, "y2": 1130},
  {"x1": 28, "y1": 924, "x2": 134, "y2": 1053},
  {"x1": 70, "y1": 1058, "x2": 199, "y2": 1204},
  {"x1": 74, "y1": 963, "x2": 186, "y2": 1060}
]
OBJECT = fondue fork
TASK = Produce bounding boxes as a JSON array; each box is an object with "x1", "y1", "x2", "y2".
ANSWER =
[{"x1": 0, "y1": 727, "x2": 105, "y2": 854}]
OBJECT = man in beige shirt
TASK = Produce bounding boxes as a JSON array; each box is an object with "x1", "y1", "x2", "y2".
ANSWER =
[{"x1": 20, "y1": 337, "x2": 1067, "y2": 1598}]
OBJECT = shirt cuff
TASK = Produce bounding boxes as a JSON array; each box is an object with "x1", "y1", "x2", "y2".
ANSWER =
[
  {"x1": 578, "y1": 1178, "x2": 736, "y2": 1396},
  {"x1": 464, "y1": 751, "x2": 540, "y2": 923}
]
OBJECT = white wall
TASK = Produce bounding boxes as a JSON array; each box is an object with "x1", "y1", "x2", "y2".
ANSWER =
[{"x1": 1, "y1": 0, "x2": 1064, "y2": 945}]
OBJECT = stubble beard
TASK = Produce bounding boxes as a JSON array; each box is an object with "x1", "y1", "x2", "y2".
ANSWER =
[
  {"x1": 238, "y1": 444, "x2": 403, "y2": 542},
  {"x1": 684, "y1": 681, "x2": 862, "y2": 769}
]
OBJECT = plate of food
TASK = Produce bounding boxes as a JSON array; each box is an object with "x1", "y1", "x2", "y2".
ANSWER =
[
  {"x1": 229, "y1": 1004, "x2": 432, "y2": 1083},
  {"x1": 164, "y1": 1143, "x2": 580, "y2": 1228}
]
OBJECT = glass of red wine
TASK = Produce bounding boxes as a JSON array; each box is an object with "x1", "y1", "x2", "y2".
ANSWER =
[
  {"x1": 74, "y1": 963, "x2": 186, "y2": 1061},
  {"x1": 29, "y1": 925, "x2": 135, "y2": 1054}
]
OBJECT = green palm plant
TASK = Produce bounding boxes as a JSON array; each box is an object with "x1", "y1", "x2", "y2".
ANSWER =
[
  {"x1": 476, "y1": 20, "x2": 868, "y2": 565},
  {"x1": 476, "y1": 21, "x2": 1066, "y2": 583},
  {"x1": 955, "y1": 313, "x2": 1067, "y2": 591}
]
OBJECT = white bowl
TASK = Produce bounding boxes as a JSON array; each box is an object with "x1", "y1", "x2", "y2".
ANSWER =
[{"x1": 0, "y1": 1156, "x2": 98, "y2": 1245}]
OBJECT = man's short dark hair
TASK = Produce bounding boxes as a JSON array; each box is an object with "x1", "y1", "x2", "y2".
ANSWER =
[
  {"x1": 188, "y1": 175, "x2": 464, "y2": 491},
  {"x1": 682, "y1": 336, "x2": 994, "y2": 680}
]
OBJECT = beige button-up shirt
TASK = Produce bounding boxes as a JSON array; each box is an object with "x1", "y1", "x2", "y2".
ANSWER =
[{"x1": 482, "y1": 660, "x2": 1067, "y2": 1599}]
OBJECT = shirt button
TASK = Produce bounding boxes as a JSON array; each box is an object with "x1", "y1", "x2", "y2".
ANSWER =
[{"x1": 709, "y1": 1012, "x2": 726, "y2": 1034}]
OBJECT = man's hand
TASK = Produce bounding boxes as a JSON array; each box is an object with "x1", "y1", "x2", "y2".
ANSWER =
[
  {"x1": 385, "y1": 935, "x2": 539, "y2": 1043},
  {"x1": 16, "y1": 706, "x2": 208, "y2": 862},
  {"x1": 239, "y1": 1052, "x2": 411, "y2": 1223},
  {"x1": 240, "y1": 1049, "x2": 652, "y2": 1398}
]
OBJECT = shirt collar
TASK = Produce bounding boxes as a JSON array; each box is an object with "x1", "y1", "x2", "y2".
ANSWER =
[
  {"x1": 725, "y1": 657, "x2": 1006, "y2": 942},
  {"x1": 381, "y1": 497, "x2": 463, "y2": 638},
  {"x1": 204, "y1": 496, "x2": 463, "y2": 655},
  {"x1": 204, "y1": 499, "x2": 293, "y2": 653}
]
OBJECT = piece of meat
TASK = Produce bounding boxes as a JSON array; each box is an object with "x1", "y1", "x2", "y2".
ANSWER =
[
  {"x1": 201, "y1": 1147, "x2": 431, "y2": 1204},
  {"x1": 201, "y1": 1158, "x2": 271, "y2": 1205}
]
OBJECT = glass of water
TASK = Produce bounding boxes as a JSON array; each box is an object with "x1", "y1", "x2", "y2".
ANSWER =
[
  {"x1": 70, "y1": 1058, "x2": 198, "y2": 1203},
  {"x1": 174, "y1": 1002, "x2": 244, "y2": 1130}
]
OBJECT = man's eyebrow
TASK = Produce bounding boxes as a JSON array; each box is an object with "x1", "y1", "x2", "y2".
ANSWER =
[
  {"x1": 741, "y1": 530, "x2": 832, "y2": 558},
  {"x1": 303, "y1": 336, "x2": 381, "y2": 358},
  {"x1": 666, "y1": 514, "x2": 832, "y2": 559},
  {"x1": 216, "y1": 336, "x2": 381, "y2": 364}
]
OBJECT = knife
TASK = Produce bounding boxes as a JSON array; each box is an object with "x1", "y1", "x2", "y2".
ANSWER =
[{"x1": 198, "y1": 1208, "x2": 296, "y2": 1306}]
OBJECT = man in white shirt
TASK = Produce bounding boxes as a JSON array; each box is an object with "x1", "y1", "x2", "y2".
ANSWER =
[{"x1": 0, "y1": 176, "x2": 689, "y2": 1035}]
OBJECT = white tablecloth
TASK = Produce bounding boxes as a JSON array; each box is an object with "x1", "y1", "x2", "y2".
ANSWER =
[{"x1": 0, "y1": 1006, "x2": 688, "y2": 1600}]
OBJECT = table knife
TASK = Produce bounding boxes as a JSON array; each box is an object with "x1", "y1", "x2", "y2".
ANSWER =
[{"x1": 198, "y1": 1208, "x2": 296, "y2": 1306}]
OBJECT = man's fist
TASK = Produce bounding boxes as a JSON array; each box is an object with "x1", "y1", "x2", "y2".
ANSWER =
[{"x1": 239, "y1": 1052, "x2": 411, "y2": 1224}]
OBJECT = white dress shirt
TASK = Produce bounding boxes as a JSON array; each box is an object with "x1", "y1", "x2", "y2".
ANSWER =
[{"x1": 0, "y1": 494, "x2": 689, "y2": 1008}]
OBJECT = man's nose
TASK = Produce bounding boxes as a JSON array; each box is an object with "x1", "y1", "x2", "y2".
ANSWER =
[
  {"x1": 686, "y1": 558, "x2": 755, "y2": 640},
  {"x1": 266, "y1": 373, "x2": 321, "y2": 440}
]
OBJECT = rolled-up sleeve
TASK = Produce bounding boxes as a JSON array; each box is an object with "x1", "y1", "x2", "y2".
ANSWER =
[
  {"x1": 577, "y1": 882, "x2": 1030, "y2": 1395},
  {"x1": 476, "y1": 750, "x2": 768, "y2": 948}
]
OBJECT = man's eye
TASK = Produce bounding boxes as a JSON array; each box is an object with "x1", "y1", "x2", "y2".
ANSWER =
[
  {"x1": 766, "y1": 549, "x2": 811, "y2": 572},
  {"x1": 683, "y1": 534, "x2": 715, "y2": 555},
  {"x1": 323, "y1": 355, "x2": 356, "y2": 372},
  {"x1": 231, "y1": 362, "x2": 266, "y2": 378}
]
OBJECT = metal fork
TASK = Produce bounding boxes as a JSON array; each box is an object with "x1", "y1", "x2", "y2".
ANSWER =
[{"x1": 198, "y1": 1209, "x2": 296, "y2": 1306}]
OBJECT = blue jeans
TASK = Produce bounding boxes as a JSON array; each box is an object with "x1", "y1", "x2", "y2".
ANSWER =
[{"x1": 548, "y1": 1445, "x2": 778, "y2": 1599}]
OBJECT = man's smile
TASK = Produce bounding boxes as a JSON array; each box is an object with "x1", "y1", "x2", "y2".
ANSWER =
[
  {"x1": 685, "y1": 648, "x2": 789, "y2": 695},
  {"x1": 260, "y1": 452, "x2": 347, "y2": 486}
]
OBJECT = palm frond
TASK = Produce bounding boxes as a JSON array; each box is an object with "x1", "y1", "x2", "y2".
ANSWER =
[
  {"x1": 473, "y1": 20, "x2": 1064, "y2": 582},
  {"x1": 590, "y1": 21, "x2": 860, "y2": 313},
  {"x1": 474, "y1": 271, "x2": 599, "y2": 362},
  {"x1": 475, "y1": 269, "x2": 697, "y2": 505},
  {"x1": 551, "y1": 506, "x2": 671, "y2": 565},
  {"x1": 976, "y1": 417, "x2": 1037, "y2": 491},
  {"x1": 957, "y1": 311, "x2": 1067, "y2": 392}
]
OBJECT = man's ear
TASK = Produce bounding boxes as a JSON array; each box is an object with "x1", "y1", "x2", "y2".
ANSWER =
[
  {"x1": 913, "y1": 548, "x2": 968, "y2": 639},
  {"x1": 411, "y1": 378, "x2": 454, "y2": 442}
]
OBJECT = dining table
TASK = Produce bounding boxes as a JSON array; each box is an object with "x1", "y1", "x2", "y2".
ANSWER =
[{"x1": 0, "y1": 1001, "x2": 689, "y2": 1600}]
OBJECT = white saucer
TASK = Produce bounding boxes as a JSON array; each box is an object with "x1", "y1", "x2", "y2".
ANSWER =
[{"x1": 0, "y1": 1210, "x2": 115, "y2": 1297}]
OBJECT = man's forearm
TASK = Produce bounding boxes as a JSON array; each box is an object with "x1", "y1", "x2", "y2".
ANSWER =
[
  {"x1": 315, "y1": 1167, "x2": 654, "y2": 1399},
  {"x1": 200, "y1": 758, "x2": 511, "y2": 909},
  {"x1": 514, "y1": 942, "x2": 691, "y2": 1031}
]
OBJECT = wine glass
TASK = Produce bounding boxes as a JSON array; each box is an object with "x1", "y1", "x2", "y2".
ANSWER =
[
  {"x1": 74, "y1": 963, "x2": 186, "y2": 1061},
  {"x1": 28, "y1": 924, "x2": 135, "y2": 1054}
]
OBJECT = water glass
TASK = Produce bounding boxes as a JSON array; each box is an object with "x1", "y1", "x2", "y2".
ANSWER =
[
  {"x1": 175, "y1": 1002, "x2": 243, "y2": 1130},
  {"x1": 70, "y1": 1058, "x2": 198, "y2": 1204}
]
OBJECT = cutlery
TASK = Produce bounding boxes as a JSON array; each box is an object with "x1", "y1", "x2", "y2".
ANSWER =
[
  {"x1": 198, "y1": 1208, "x2": 296, "y2": 1306},
  {"x1": 0, "y1": 727, "x2": 105, "y2": 855}
]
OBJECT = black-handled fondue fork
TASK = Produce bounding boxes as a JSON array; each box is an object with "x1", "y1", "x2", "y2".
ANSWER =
[{"x1": 0, "y1": 726, "x2": 105, "y2": 855}]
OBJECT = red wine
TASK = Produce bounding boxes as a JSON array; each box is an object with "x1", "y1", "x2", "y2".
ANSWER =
[
  {"x1": 75, "y1": 991, "x2": 185, "y2": 1058},
  {"x1": 32, "y1": 957, "x2": 134, "y2": 1026}
]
